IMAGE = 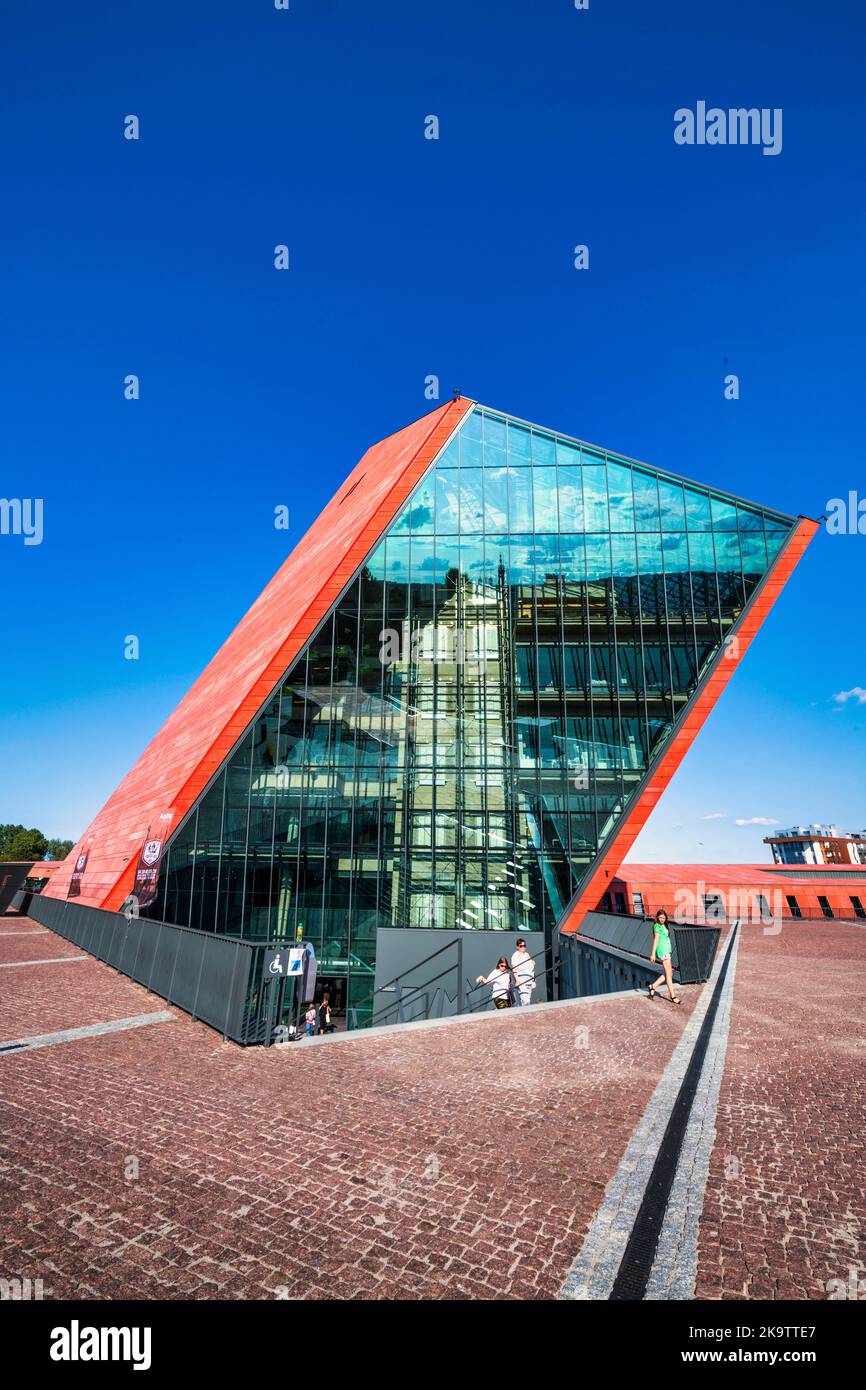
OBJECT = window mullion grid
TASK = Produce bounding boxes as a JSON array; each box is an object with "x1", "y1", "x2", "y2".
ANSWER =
[
  {"x1": 634, "y1": 509, "x2": 653, "y2": 797},
  {"x1": 214, "y1": 770, "x2": 228, "y2": 934},
  {"x1": 345, "y1": 581, "x2": 362, "y2": 982},
  {"x1": 238, "y1": 723, "x2": 255, "y2": 938},
  {"x1": 374, "y1": 552, "x2": 387, "y2": 931},
  {"x1": 318, "y1": 615, "x2": 338, "y2": 947},
  {"x1": 185, "y1": 808, "x2": 198, "y2": 930},
  {"x1": 528, "y1": 447, "x2": 546, "y2": 936},
  {"x1": 264, "y1": 689, "x2": 281, "y2": 939},
  {"x1": 291, "y1": 649, "x2": 312, "y2": 943}
]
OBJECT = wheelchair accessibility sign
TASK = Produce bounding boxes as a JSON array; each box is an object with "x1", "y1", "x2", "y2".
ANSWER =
[{"x1": 264, "y1": 947, "x2": 304, "y2": 978}]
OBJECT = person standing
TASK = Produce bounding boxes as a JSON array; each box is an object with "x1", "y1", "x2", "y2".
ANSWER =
[
  {"x1": 318, "y1": 992, "x2": 335, "y2": 1034},
  {"x1": 647, "y1": 908, "x2": 682, "y2": 1004},
  {"x1": 476, "y1": 956, "x2": 515, "y2": 1009},
  {"x1": 511, "y1": 938, "x2": 536, "y2": 1007}
]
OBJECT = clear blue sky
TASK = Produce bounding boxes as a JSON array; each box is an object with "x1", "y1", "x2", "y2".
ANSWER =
[{"x1": 1, "y1": 0, "x2": 863, "y2": 861}]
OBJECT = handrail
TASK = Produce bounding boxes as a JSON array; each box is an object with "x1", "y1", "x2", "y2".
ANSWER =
[
  {"x1": 371, "y1": 937, "x2": 560, "y2": 1027},
  {"x1": 371, "y1": 989, "x2": 432, "y2": 1028},
  {"x1": 371, "y1": 962, "x2": 458, "y2": 1026},
  {"x1": 373, "y1": 937, "x2": 459, "y2": 998}
]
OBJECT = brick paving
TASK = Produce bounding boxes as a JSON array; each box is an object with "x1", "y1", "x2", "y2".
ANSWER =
[
  {"x1": 695, "y1": 921, "x2": 866, "y2": 1300},
  {"x1": 0, "y1": 920, "x2": 693, "y2": 1300},
  {"x1": 0, "y1": 930, "x2": 166, "y2": 1041},
  {"x1": 1, "y1": 915, "x2": 863, "y2": 1300},
  {"x1": 0, "y1": 931, "x2": 77, "y2": 965}
]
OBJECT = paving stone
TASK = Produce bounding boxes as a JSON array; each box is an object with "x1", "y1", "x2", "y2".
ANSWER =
[
  {"x1": 2, "y1": 918, "x2": 862, "y2": 1300},
  {"x1": 694, "y1": 921, "x2": 866, "y2": 1300},
  {"x1": 0, "y1": 923, "x2": 694, "y2": 1298}
]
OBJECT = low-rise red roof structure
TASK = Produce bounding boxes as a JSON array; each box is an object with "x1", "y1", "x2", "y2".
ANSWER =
[{"x1": 604, "y1": 862, "x2": 866, "y2": 924}]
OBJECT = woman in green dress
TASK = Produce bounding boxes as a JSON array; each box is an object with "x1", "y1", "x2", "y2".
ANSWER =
[{"x1": 648, "y1": 908, "x2": 682, "y2": 1004}]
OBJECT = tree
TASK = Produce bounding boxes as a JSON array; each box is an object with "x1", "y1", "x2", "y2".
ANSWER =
[
  {"x1": 0, "y1": 824, "x2": 74, "y2": 862},
  {"x1": 45, "y1": 837, "x2": 74, "y2": 861}
]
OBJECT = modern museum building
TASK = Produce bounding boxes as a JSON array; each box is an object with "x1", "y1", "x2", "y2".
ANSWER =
[{"x1": 40, "y1": 398, "x2": 816, "y2": 1030}]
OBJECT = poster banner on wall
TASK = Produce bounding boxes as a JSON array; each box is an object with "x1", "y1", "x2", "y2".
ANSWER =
[
  {"x1": 67, "y1": 845, "x2": 91, "y2": 898},
  {"x1": 132, "y1": 813, "x2": 174, "y2": 911},
  {"x1": 302, "y1": 943, "x2": 317, "y2": 1003}
]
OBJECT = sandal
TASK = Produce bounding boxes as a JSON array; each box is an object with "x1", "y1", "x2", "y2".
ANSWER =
[
  {"x1": 670, "y1": 995, "x2": 683, "y2": 1005},
  {"x1": 647, "y1": 985, "x2": 657, "y2": 1000}
]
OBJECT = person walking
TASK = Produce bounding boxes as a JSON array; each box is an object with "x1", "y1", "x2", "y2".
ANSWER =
[
  {"x1": 304, "y1": 1003, "x2": 316, "y2": 1037},
  {"x1": 647, "y1": 908, "x2": 682, "y2": 1004},
  {"x1": 476, "y1": 956, "x2": 516, "y2": 1009},
  {"x1": 511, "y1": 938, "x2": 536, "y2": 1007}
]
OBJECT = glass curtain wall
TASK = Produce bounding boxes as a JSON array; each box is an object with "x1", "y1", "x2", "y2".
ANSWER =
[{"x1": 146, "y1": 406, "x2": 794, "y2": 1025}]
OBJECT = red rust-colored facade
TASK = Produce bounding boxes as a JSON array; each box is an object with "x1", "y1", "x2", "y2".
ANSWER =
[{"x1": 44, "y1": 398, "x2": 473, "y2": 909}]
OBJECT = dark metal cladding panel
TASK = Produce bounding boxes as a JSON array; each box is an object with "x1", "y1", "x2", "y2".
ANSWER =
[
  {"x1": 670, "y1": 926, "x2": 722, "y2": 983},
  {"x1": 192, "y1": 938, "x2": 246, "y2": 1032},
  {"x1": 103, "y1": 915, "x2": 130, "y2": 970},
  {"x1": 147, "y1": 928, "x2": 184, "y2": 1001},
  {"x1": 0, "y1": 863, "x2": 34, "y2": 914},
  {"x1": 574, "y1": 910, "x2": 720, "y2": 984},
  {"x1": 130, "y1": 921, "x2": 160, "y2": 989},
  {"x1": 25, "y1": 896, "x2": 263, "y2": 1044},
  {"x1": 26, "y1": 892, "x2": 67, "y2": 933},
  {"x1": 558, "y1": 931, "x2": 658, "y2": 997}
]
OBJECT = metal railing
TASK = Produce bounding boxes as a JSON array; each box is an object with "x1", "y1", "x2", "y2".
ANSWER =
[
  {"x1": 371, "y1": 937, "x2": 559, "y2": 1027},
  {"x1": 371, "y1": 938, "x2": 466, "y2": 1027},
  {"x1": 26, "y1": 893, "x2": 291, "y2": 1046},
  {"x1": 558, "y1": 932, "x2": 660, "y2": 998},
  {"x1": 574, "y1": 910, "x2": 722, "y2": 984}
]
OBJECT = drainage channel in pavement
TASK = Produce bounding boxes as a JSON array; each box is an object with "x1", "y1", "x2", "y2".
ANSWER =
[
  {"x1": 560, "y1": 924, "x2": 740, "y2": 1302},
  {"x1": 0, "y1": 1012, "x2": 177, "y2": 1056}
]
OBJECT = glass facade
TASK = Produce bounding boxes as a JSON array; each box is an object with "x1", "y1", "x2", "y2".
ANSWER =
[{"x1": 145, "y1": 406, "x2": 795, "y2": 1026}]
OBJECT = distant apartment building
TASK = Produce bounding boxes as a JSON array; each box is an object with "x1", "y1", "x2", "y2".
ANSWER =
[{"x1": 764, "y1": 825, "x2": 866, "y2": 867}]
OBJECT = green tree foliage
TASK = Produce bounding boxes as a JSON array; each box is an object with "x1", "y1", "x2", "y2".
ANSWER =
[
  {"x1": 0, "y1": 824, "x2": 74, "y2": 862},
  {"x1": 45, "y1": 837, "x2": 75, "y2": 861}
]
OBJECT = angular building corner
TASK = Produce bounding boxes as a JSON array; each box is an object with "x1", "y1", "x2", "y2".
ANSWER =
[
  {"x1": 44, "y1": 399, "x2": 817, "y2": 1027},
  {"x1": 557, "y1": 512, "x2": 816, "y2": 933}
]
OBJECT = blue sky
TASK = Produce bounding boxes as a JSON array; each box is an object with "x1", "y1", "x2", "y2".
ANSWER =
[{"x1": 1, "y1": 0, "x2": 863, "y2": 861}]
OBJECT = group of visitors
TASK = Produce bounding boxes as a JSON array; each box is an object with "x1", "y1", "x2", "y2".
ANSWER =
[
  {"x1": 296, "y1": 911, "x2": 679, "y2": 1034},
  {"x1": 302, "y1": 994, "x2": 335, "y2": 1036},
  {"x1": 476, "y1": 938, "x2": 537, "y2": 1009},
  {"x1": 277, "y1": 993, "x2": 335, "y2": 1045}
]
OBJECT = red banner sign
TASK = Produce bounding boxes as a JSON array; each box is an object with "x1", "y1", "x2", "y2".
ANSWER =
[
  {"x1": 67, "y1": 846, "x2": 90, "y2": 898},
  {"x1": 132, "y1": 814, "x2": 173, "y2": 911}
]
